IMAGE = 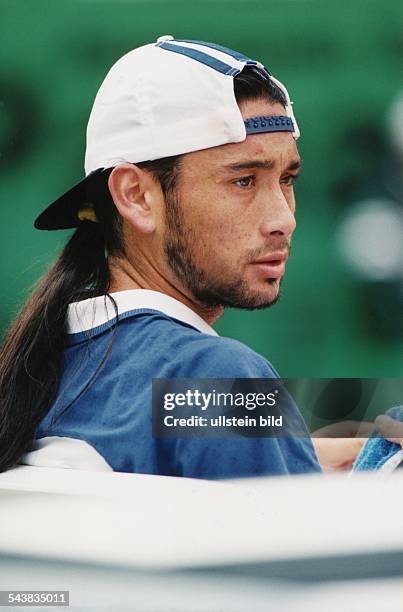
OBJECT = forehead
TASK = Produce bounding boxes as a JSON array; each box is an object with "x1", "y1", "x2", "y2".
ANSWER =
[{"x1": 180, "y1": 99, "x2": 300, "y2": 175}]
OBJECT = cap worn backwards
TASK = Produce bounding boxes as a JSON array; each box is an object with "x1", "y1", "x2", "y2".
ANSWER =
[{"x1": 34, "y1": 35, "x2": 300, "y2": 231}]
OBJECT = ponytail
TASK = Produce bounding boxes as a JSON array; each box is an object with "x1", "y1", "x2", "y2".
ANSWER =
[{"x1": 0, "y1": 171, "x2": 123, "y2": 472}]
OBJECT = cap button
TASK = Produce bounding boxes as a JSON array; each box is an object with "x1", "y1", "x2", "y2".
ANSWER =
[{"x1": 157, "y1": 35, "x2": 174, "y2": 43}]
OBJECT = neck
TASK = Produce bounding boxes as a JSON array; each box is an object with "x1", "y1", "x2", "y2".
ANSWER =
[{"x1": 107, "y1": 255, "x2": 224, "y2": 326}]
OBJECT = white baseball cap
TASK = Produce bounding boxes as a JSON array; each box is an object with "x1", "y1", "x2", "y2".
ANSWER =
[{"x1": 35, "y1": 35, "x2": 299, "y2": 230}]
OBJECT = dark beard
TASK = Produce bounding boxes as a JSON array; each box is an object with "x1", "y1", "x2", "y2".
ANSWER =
[{"x1": 163, "y1": 190, "x2": 284, "y2": 310}]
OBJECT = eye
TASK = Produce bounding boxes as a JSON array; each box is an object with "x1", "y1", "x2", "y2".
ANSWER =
[
  {"x1": 281, "y1": 173, "x2": 300, "y2": 187},
  {"x1": 233, "y1": 175, "x2": 256, "y2": 188}
]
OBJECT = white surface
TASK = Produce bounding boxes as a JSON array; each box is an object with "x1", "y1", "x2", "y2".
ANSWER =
[
  {"x1": 0, "y1": 464, "x2": 218, "y2": 499},
  {"x1": 0, "y1": 466, "x2": 402, "y2": 570},
  {"x1": 0, "y1": 557, "x2": 401, "y2": 612}
]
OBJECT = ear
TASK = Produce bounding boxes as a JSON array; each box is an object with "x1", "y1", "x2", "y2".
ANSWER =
[{"x1": 108, "y1": 163, "x2": 160, "y2": 234}]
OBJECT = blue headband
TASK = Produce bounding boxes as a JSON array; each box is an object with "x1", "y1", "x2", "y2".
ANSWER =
[{"x1": 244, "y1": 115, "x2": 294, "y2": 135}]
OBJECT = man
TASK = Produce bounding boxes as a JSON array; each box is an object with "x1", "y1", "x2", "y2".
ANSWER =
[{"x1": 0, "y1": 37, "x2": 354, "y2": 476}]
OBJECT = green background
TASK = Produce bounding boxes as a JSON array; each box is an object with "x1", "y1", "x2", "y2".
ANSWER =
[{"x1": 1, "y1": 0, "x2": 402, "y2": 377}]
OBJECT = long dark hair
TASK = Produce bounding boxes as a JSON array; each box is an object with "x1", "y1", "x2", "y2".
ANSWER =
[{"x1": 0, "y1": 65, "x2": 286, "y2": 472}]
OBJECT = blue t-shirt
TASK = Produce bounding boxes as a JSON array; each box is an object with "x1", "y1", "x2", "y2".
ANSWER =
[{"x1": 36, "y1": 303, "x2": 320, "y2": 479}]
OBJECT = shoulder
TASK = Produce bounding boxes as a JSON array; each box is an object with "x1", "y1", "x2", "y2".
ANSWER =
[
  {"x1": 172, "y1": 331, "x2": 279, "y2": 378},
  {"x1": 113, "y1": 312, "x2": 278, "y2": 378}
]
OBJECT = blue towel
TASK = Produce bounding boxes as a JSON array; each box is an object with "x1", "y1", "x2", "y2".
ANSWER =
[{"x1": 353, "y1": 406, "x2": 403, "y2": 471}]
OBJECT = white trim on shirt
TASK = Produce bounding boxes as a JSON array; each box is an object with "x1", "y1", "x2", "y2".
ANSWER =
[
  {"x1": 67, "y1": 289, "x2": 218, "y2": 337},
  {"x1": 22, "y1": 436, "x2": 113, "y2": 472}
]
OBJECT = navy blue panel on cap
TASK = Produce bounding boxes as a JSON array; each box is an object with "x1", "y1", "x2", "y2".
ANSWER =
[
  {"x1": 169, "y1": 39, "x2": 272, "y2": 81},
  {"x1": 174, "y1": 39, "x2": 255, "y2": 64},
  {"x1": 156, "y1": 41, "x2": 240, "y2": 76},
  {"x1": 34, "y1": 169, "x2": 104, "y2": 231},
  {"x1": 244, "y1": 115, "x2": 294, "y2": 135}
]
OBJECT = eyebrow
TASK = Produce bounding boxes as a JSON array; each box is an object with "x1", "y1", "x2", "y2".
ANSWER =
[{"x1": 222, "y1": 158, "x2": 302, "y2": 172}]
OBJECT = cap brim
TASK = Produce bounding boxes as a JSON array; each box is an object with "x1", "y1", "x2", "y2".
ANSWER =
[{"x1": 34, "y1": 170, "x2": 104, "y2": 230}]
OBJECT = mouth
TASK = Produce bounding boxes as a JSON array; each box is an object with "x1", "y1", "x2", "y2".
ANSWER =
[{"x1": 250, "y1": 252, "x2": 288, "y2": 279}]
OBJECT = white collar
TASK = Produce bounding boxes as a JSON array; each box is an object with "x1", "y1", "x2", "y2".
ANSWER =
[{"x1": 67, "y1": 289, "x2": 218, "y2": 336}]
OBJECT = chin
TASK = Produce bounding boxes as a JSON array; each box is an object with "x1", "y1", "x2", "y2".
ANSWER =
[
  {"x1": 224, "y1": 283, "x2": 282, "y2": 311},
  {"x1": 243, "y1": 279, "x2": 282, "y2": 308},
  {"x1": 249, "y1": 291, "x2": 281, "y2": 309}
]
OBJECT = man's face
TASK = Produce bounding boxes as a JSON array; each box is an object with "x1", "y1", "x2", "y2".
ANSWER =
[{"x1": 163, "y1": 98, "x2": 300, "y2": 309}]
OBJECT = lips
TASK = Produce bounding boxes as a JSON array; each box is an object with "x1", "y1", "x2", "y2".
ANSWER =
[{"x1": 250, "y1": 252, "x2": 288, "y2": 279}]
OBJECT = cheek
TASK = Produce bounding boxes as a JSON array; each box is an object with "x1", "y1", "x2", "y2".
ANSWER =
[
  {"x1": 192, "y1": 220, "x2": 252, "y2": 274},
  {"x1": 193, "y1": 208, "x2": 249, "y2": 256},
  {"x1": 180, "y1": 182, "x2": 255, "y2": 259}
]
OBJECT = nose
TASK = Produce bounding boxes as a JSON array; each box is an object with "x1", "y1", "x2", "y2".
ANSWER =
[{"x1": 259, "y1": 188, "x2": 296, "y2": 241}]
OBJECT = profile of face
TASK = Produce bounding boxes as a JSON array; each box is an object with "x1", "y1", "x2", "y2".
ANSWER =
[{"x1": 163, "y1": 98, "x2": 301, "y2": 310}]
